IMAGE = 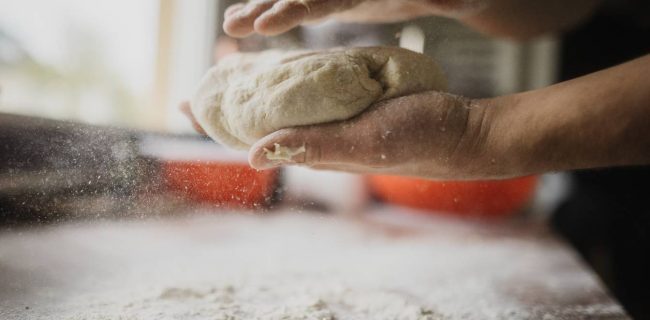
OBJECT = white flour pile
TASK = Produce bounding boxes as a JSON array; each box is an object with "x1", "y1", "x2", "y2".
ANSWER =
[{"x1": 0, "y1": 208, "x2": 627, "y2": 319}]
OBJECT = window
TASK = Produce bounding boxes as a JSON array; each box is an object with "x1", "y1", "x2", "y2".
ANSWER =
[{"x1": 0, "y1": 0, "x2": 216, "y2": 132}]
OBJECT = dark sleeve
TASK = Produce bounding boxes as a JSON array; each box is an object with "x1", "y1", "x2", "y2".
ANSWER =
[{"x1": 600, "y1": 0, "x2": 650, "y2": 28}]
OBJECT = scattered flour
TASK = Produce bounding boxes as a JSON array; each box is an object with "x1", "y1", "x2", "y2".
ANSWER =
[{"x1": 0, "y1": 209, "x2": 629, "y2": 319}]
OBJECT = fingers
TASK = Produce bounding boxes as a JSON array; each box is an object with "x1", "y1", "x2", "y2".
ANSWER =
[
  {"x1": 179, "y1": 101, "x2": 207, "y2": 136},
  {"x1": 223, "y1": 0, "x2": 278, "y2": 37},
  {"x1": 224, "y1": 3, "x2": 246, "y2": 18},
  {"x1": 254, "y1": 0, "x2": 310, "y2": 36},
  {"x1": 223, "y1": 0, "x2": 343, "y2": 38}
]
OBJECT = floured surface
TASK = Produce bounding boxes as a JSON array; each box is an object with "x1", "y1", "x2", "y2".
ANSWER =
[{"x1": 0, "y1": 208, "x2": 628, "y2": 319}]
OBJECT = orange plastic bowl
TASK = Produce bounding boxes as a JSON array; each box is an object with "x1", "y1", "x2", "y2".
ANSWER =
[
  {"x1": 368, "y1": 175, "x2": 538, "y2": 218},
  {"x1": 162, "y1": 160, "x2": 278, "y2": 208}
]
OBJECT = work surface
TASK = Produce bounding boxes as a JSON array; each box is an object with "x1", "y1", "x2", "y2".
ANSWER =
[{"x1": 0, "y1": 207, "x2": 628, "y2": 320}]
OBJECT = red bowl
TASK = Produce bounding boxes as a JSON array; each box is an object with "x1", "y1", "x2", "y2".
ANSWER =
[
  {"x1": 162, "y1": 160, "x2": 278, "y2": 208},
  {"x1": 368, "y1": 175, "x2": 538, "y2": 218}
]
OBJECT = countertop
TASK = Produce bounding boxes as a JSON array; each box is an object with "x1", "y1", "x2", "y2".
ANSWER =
[{"x1": 0, "y1": 206, "x2": 629, "y2": 319}]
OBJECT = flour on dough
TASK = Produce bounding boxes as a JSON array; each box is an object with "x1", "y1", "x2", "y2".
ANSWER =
[
  {"x1": 191, "y1": 47, "x2": 447, "y2": 149},
  {"x1": 264, "y1": 143, "x2": 306, "y2": 161}
]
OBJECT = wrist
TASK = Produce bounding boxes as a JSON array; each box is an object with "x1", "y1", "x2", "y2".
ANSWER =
[
  {"x1": 433, "y1": 94, "x2": 526, "y2": 180},
  {"x1": 471, "y1": 94, "x2": 536, "y2": 179}
]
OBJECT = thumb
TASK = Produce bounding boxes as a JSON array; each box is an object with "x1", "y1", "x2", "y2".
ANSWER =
[
  {"x1": 248, "y1": 123, "x2": 360, "y2": 170},
  {"x1": 179, "y1": 101, "x2": 207, "y2": 136}
]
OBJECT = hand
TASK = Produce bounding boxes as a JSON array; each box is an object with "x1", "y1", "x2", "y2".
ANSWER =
[
  {"x1": 248, "y1": 92, "x2": 501, "y2": 180},
  {"x1": 180, "y1": 101, "x2": 207, "y2": 136},
  {"x1": 185, "y1": 56, "x2": 650, "y2": 180},
  {"x1": 223, "y1": 0, "x2": 491, "y2": 38}
]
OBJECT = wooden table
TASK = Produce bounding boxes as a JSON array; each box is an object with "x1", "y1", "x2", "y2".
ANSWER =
[{"x1": 0, "y1": 207, "x2": 629, "y2": 319}]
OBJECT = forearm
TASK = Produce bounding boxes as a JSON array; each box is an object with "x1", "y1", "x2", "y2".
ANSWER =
[
  {"x1": 459, "y1": 0, "x2": 603, "y2": 40},
  {"x1": 483, "y1": 55, "x2": 650, "y2": 177}
]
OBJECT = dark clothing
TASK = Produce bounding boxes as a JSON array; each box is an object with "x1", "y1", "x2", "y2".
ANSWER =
[{"x1": 553, "y1": 2, "x2": 650, "y2": 318}]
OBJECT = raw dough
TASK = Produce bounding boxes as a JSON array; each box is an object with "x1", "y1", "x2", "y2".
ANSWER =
[
  {"x1": 264, "y1": 143, "x2": 306, "y2": 161},
  {"x1": 191, "y1": 47, "x2": 447, "y2": 149}
]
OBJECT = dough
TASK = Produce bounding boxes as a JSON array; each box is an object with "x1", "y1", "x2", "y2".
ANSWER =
[
  {"x1": 191, "y1": 47, "x2": 447, "y2": 149},
  {"x1": 265, "y1": 143, "x2": 307, "y2": 161}
]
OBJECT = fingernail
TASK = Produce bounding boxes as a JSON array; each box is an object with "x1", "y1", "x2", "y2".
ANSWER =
[
  {"x1": 251, "y1": 142, "x2": 306, "y2": 169},
  {"x1": 250, "y1": 147, "x2": 285, "y2": 170}
]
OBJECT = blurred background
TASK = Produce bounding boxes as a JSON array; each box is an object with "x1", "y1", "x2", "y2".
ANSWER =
[
  {"x1": 0, "y1": 0, "x2": 558, "y2": 132},
  {"x1": 0, "y1": 0, "x2": 161, "y2": 128}
]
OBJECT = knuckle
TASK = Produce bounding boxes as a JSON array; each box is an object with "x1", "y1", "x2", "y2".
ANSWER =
[
  {"x1": 303, "y1": 144, "x2": 322, "y2": 165},
  {"x1": 360, "y1": 130, "x2": 393, "y2": 167},
  {"x1": 302, "y1": 130, "x2": 322, "y2": 165},
  {"x1": 254, "y1": 0, "x2": 277, "y2": 10},
  {"x1": 280, "y1": 0, "x2": 309, "y2": 13},
  {"x1": 447, "y1": 97, "x2": 488, "y2": 167}
]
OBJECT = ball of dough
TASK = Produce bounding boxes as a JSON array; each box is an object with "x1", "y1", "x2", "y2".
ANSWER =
[{"x1": 191, "y1": 47, "x2": 447, "y2": 149}]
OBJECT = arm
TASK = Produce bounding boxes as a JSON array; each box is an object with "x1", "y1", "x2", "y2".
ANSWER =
[
  {"x1": 483, "y1": 54, "x2": 650, "y2": 177},
  {"x1": 460, "y1": 0, "x2": 603, "y2": 40},
  {"x1": 246, "y1": 55, "x2": 650, "y2": 179}
]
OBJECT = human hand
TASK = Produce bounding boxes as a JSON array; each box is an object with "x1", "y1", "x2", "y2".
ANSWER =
[
  {"x1": 180, "y1": 101, "x2": 207, "y2": 136},
  {"x1": 184, "y1": 55, "x2": 650, "y2": 180},
  {"x1": 247, "y1": 91, "x2": 502, "y2": 180},
  {"x1": 223, "y1": 0, "x2": 490, "y2": 38}
]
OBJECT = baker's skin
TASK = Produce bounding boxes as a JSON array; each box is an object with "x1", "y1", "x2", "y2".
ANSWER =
[{"x1": 183, "y1": 0, "x2": 650, "y2": 180}]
